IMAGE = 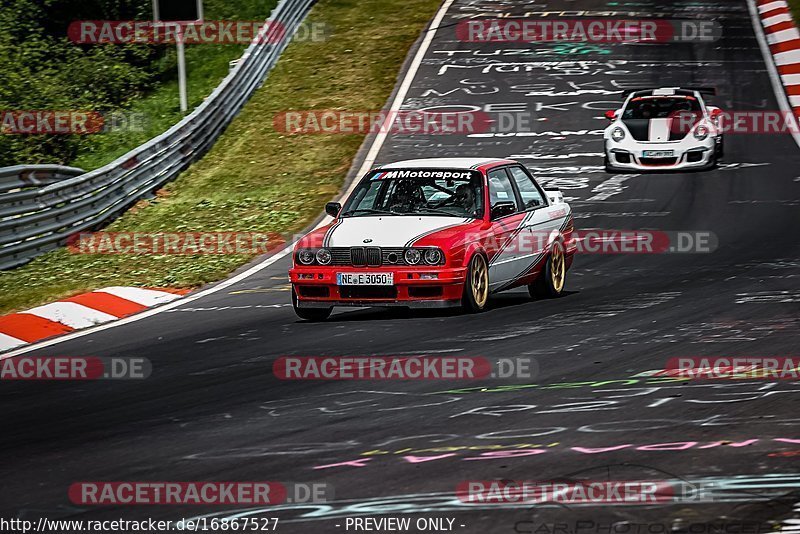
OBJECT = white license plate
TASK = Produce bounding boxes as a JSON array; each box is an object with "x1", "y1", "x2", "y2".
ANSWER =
[
  {"x1": 643, "y1": 150, "x2": 674, "y2": 158},
  {"x1": 337, "y1": 272, "x2": 394, "y2": 286}
]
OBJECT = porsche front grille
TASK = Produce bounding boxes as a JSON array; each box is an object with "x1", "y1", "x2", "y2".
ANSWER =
[{"x1": 639, "y1": 157, "x2": 678, "y2": 166}]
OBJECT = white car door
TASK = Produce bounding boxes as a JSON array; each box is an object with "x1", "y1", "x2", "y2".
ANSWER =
[{"x1": 499, "y1": 166, "x2": 570, "y2": 289}]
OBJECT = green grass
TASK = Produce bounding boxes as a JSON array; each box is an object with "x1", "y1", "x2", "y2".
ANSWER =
[
  {"x1": 0, "y1": 0, "x2": 441, "y2": 313},
  {"x1": 789, "y1": 0, "x2": 799, "y2": 24},
  {"x1": 72, "y1": 0, "x2": 277, "y2": 170}
]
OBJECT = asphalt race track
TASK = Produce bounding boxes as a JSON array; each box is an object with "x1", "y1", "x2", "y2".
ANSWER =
[{"x1": 2, "y1": 0, "x2": 800, "y2": 532}]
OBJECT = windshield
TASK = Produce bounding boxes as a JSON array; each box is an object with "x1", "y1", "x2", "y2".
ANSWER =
[
  {"x1": 341, "y1": 169, "x2": 485, "y2": 218},
  {"x1": 622, "y1": 96, "x2": 702, "y2": 120}
]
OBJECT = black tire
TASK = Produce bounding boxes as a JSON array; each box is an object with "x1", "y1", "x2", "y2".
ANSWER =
[
  {"x1": 292, "y1": 287, "x2": 332, "y2": 321},
  {"x1": 529, "y1": 240, "x2": 567, "y2": 299},
  {"x1": 461, "y1": 253, "x2": 489, "y2": 313},
  {"x1": 715, "y1": 136, "x2": 724, "y2": 158}
]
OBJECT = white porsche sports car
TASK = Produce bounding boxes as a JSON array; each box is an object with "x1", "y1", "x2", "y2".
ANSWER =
[{"x1": 603, "y1": 87, "x2": 724, "y2": 172}]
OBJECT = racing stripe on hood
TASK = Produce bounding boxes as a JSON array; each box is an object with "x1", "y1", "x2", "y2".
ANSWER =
[
  {"x1": 405, "y1": 218, "x2": 471, "y2": 247},
  {"x1": 648, "y1": 118, "x2": 672, "y2": 142},
  {"x1": 621, "y1": 119, "x2": 650, "y2": 141},
  {"x1": 323, "y1": 219, "x2": 344, "y2": 247},
  {"x1": 623, "y1": 118, "x2": 690, "y2": 142}
]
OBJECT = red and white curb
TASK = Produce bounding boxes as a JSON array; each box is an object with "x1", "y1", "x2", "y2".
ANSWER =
[
  {"x1": 0, "y1": 287, "x2": 188, "y2": 352},
  {"x1": 757, "y1": 0, "x2": 800, "y2": 118}
]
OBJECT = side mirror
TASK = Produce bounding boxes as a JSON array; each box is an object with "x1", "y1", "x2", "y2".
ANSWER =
[
  {"x1": 709, "y1": 107, "x2": 722, "y2": 118},
  {"x1": 325, "y1": 202, "x2": 341, "y2": 217},
  {"x1": 604, "y1": 110, "x2": 617, "y2": 121},
  {"x1": 491, "y1": 201, "x2": 516, "y2": 220}
]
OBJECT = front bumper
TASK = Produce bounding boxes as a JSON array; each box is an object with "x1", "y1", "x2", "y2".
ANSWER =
[
  {"x1": 289, "y1": 265, "x2": 467, "y2": 307},
  {"x1": 298, "y1": 299, "x2": 462, "y2": 309},
  {"x1": 605, "y1": 139, "x2": 716, "y2": 171}
]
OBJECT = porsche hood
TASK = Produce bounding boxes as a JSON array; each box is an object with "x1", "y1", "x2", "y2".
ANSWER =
[{"x1": 621, "y1": 118, "x2": 693, "y2": 142}]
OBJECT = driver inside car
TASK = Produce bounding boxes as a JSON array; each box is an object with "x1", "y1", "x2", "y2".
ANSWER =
[
  {"x1": 434, "y1": 183, "x2": 477, "y2": 216},
  {"x1": 388, "y1": 180, "x2": 426, "y2": 213},
  {"x1": 453, "y1": 184, "x2": 477, "y2": 215},
  {"x1": 639, "y1": 102, "x2": 655, "y2": 119}
]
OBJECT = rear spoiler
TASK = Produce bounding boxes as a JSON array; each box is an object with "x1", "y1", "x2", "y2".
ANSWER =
[
  {"x1": 620, "y1": 88, "x2": 658, "y2": 99},
  {"x1": 684, "y1": 87, "x2": 717, "y2": 96},
  {"x1": 620, "y1": 87, "x2": 717, "y2": 99},
  {"x1": 545, "y1": 187, "x2": 565, "y2": 205}
]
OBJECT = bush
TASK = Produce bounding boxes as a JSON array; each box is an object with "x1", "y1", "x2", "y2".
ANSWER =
[{"x1": 0, "y1": 0, "x2": 161, "y2": 165}]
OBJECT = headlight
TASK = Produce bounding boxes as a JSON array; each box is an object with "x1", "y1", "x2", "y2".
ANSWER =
[
  {"x1": 315, "y1": 248, "x2": 332, "y2": 265},
  {"x1": 611, "y1": 127, "x2": 625, "y2": 142},
  {"x1": 694, "y1": 125, "x2": 709, "y2": 140},
  {"x1": 297, "y1": 249, "x2": 315, "y2": 265},
  {"x1": 423, "y1": 248, "x2": 442, "y2": 265},
  {"x1": 404, "y1": 248, "x2": 421, "y2": 265}
]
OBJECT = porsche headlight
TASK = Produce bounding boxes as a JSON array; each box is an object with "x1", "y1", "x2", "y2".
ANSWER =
[
  {"x1": 297, "y1": 249, "x2": 315, "y2": 265},
  {"x1": 611, "y1": 127, "x2": 626, "y2": 142},
  {"x1": 694, "y1": 125, "x2": 709, "y2": 140},
  {"x1": 404, "y1": 248, "x2": 422, "y2": 265},
  {"x1": 315, "y1": 248, "x2": 332, "y2": 265},
  {"x1": 423, "y1": 248, "x2": 442, "y2": 265}
]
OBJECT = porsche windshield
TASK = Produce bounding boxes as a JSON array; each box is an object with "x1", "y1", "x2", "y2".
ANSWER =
[
  {"x1": 622, "y1": 96, "x2": 702, "y2": 120},
  {"x1": 341, "y1": 169, "x2": 485, "y2": 218}
]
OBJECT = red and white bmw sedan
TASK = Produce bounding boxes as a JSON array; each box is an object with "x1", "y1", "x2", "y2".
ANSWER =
[{"x1": 289, "y1": 158, "x2": 575, "y2": 320}]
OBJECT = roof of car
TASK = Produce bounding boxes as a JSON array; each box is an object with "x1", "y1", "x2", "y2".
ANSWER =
[
  {"x1": 378, "y1": 158, "x2": 514, "y2": 170},
  {"x1": 625, "y1": 87, "x2": 714, "y2": 100}
]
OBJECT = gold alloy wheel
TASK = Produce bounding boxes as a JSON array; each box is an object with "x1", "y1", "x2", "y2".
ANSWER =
[
  {"x1": 550, "y1": 242, "x2": 565, "y2": 293},
  {"x1": 471, "y1": 255, "x2": 489, "y2": 308}
]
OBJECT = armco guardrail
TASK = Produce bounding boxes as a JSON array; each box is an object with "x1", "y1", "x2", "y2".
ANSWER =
[
  {"x1": 0, "y1": 165, "x2": 85, "y2": 195},
  {"x1": 0, "y1": 0, "x2": 315, "y2": 270}
]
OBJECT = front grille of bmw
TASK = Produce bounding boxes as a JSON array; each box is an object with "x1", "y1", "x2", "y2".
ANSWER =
[{"x1": 329, "y1": 247, "x2": 408, "y2": 266}]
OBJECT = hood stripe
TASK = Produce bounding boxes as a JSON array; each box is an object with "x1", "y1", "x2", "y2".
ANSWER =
[
  {"x1": 405, "y1": 218, "x2": 471, "y2": 247},
  {"x1": 648, "y1": 118, "x2": 672, "y2": 142},
  {"x1": 323, "y1": 219, "x2": 343, "y2": 247}
]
